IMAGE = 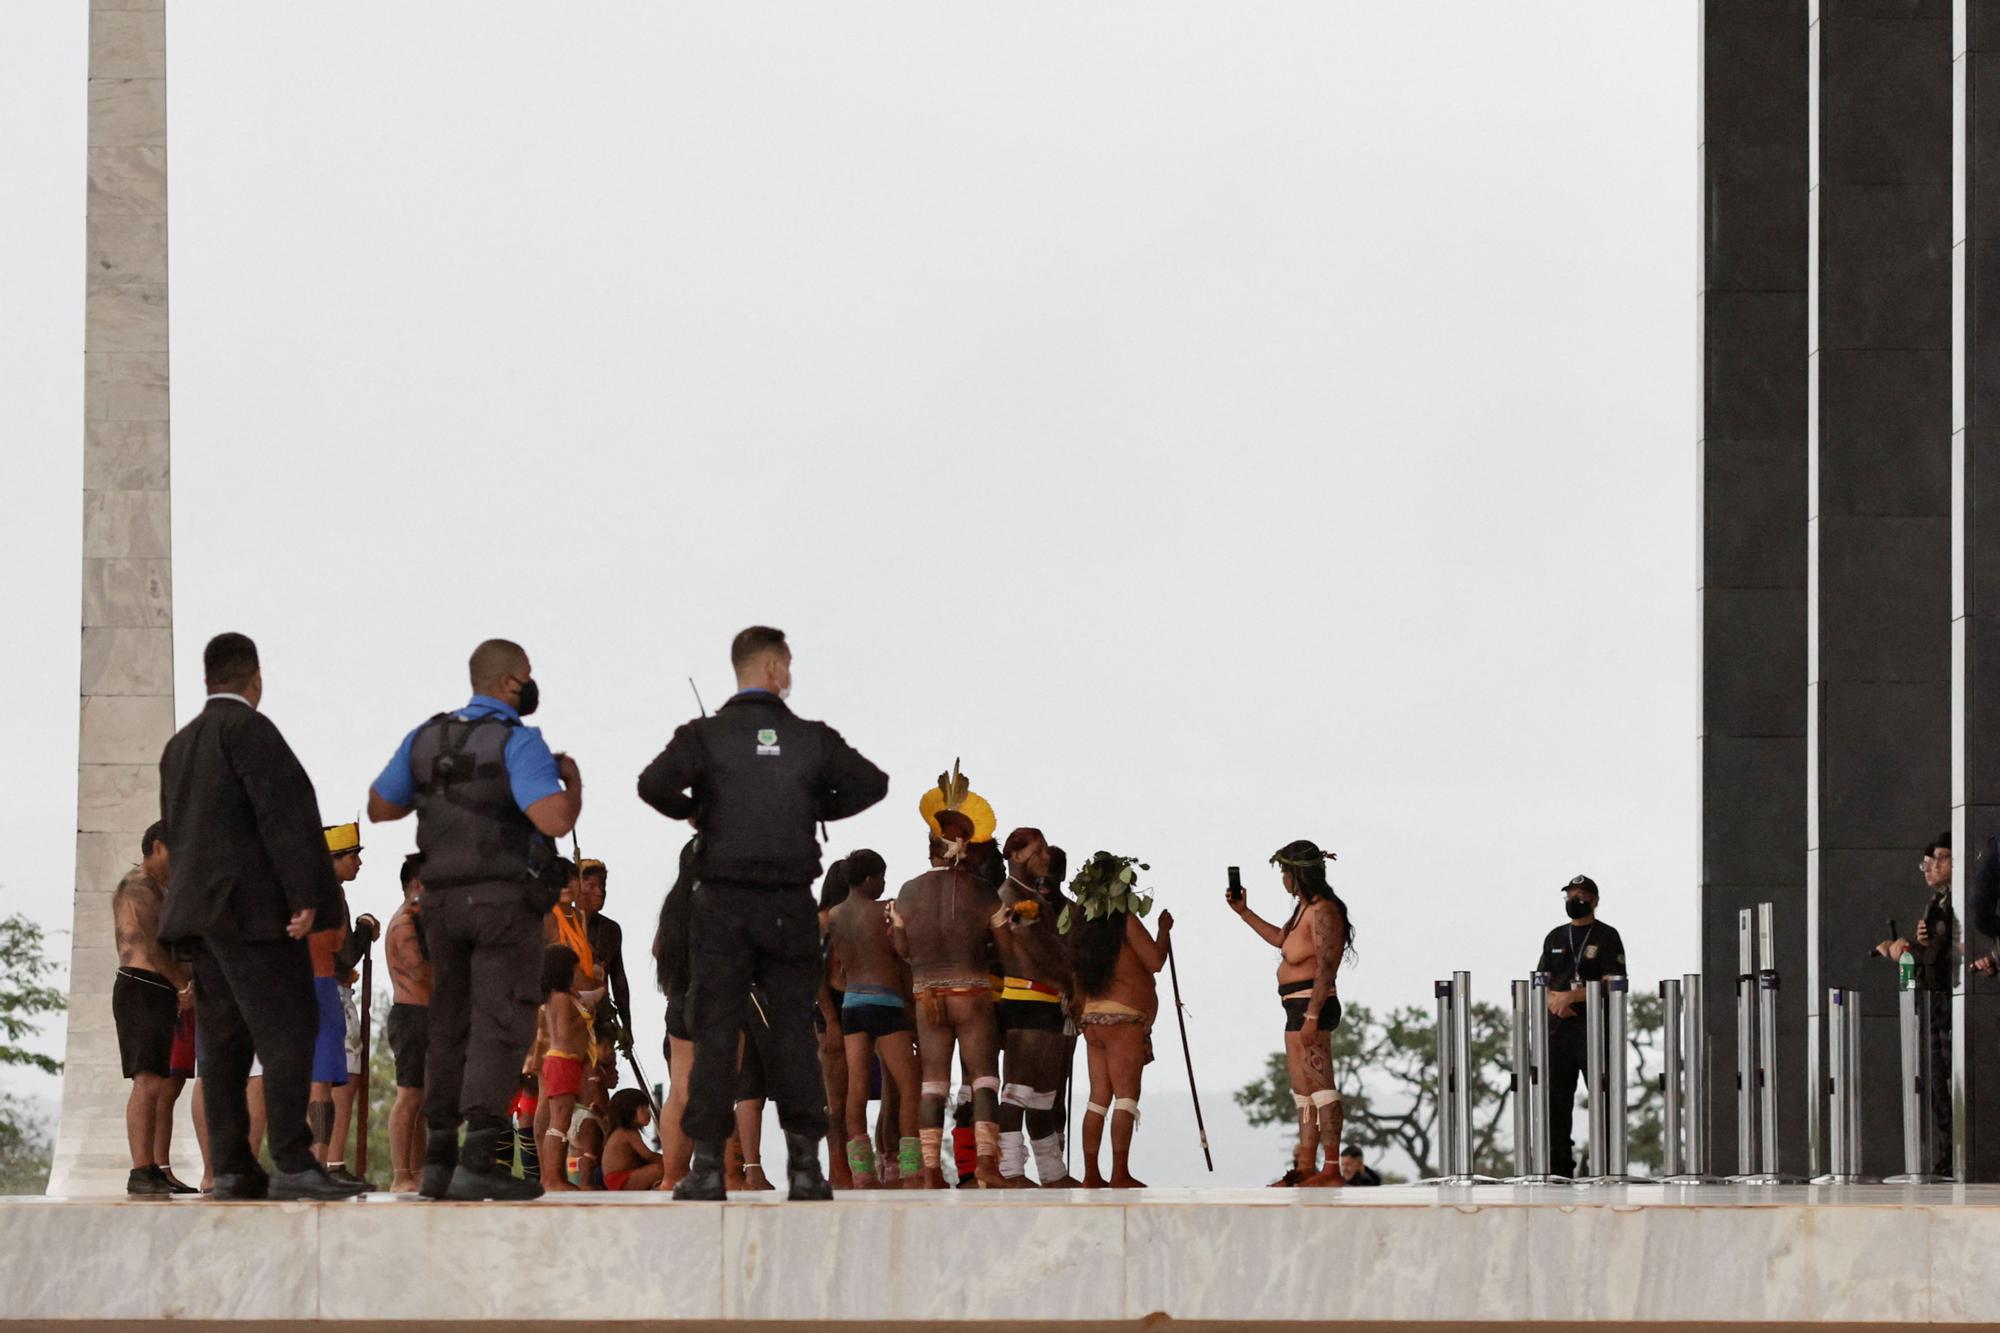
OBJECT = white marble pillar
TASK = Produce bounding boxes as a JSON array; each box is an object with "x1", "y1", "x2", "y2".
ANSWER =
[{"x1": 46, "y1": 0, "x2": 184, "y2": 1197}]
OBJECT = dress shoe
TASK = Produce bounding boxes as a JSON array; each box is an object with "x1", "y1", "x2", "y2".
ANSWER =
[
  {"x1": 673, "y1": 1141, "x2": 727, "y2": 1201},
  {"x1": 156, "y1": 1167, "x2": 200, "y2": 1195},
  {"x1": 269, "y1": 1165, "x2": 368, "y2": 1200},
  {"x1": 784, "y1": 1131, "x2": 833, "y2": 1202},
  {"x1": 210, "y1": 1171, "x2": 269, "y2": 1200},
  {"x1": 328, "y1": 1166, "x2": 379, "y2": 1192},
  {"x1": 444, "y1": 1128, "x2": 543, "y2": 1201},
  {"x1": 126, "y1": 1166, "x2": 176, "y2": 1196}
]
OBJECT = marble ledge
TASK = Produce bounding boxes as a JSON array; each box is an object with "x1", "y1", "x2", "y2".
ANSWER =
[{"x1": 4, "y1": 1193, "x2": 2000, "y2": 1323}]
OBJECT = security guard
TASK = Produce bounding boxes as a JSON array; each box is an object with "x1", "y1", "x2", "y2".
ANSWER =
[
  {"x1": 1533, "y1": 874, "x2": 1626, "y2": 1178},
  {"x1": 367, "y1": 638, "x2": 582, "y2": 1200},
  {"x1": 637, "y1": 625, "x2": 889, "y2": 1201}
]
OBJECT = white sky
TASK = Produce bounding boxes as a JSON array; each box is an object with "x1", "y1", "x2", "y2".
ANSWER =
[{"x1": 0, "y1": 2, "x2": 1696, "y2": 1183}]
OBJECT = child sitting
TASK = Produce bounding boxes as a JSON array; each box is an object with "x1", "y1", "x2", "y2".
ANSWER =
[
  {"x1": 536, "y1": 945, "x2": 596, "y2": 1193},
  {"x1": 601, "y1": 1089, "x2": 664, "y2": 1191}
]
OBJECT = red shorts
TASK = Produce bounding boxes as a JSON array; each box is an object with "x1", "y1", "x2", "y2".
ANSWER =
[
  {"x1": 169, "y1": 1007, "x2": 197, "y2": 1078},
  {"x1": 540, "y1": 1055, "x2": 583, "y2": 1099},
  {"x1": 604, "y1": 1169, "x2": 634, "y2": 1191}
]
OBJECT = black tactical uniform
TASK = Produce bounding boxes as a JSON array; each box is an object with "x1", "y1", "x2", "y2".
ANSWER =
[
  {"x1": 1534, "y1": 882, "x2": 1626, "y2": 1179},
  {"x1": 637, "y1": 689, "x2": 887, "y2": 1188}
]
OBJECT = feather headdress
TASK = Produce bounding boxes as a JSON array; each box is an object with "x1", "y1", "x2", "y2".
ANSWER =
[{"x1": 918, "y1": 758, "x2": 997, "y2": 845}]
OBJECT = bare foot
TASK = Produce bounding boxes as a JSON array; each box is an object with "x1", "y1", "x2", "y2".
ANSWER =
[
  {"x1": 974, "y1": 1158, "x2": 1010, "y2": 1189},
  {"x1": 543, "y1": 1177, "x2": 578, "y2": 1192},
  {"x1": 389, "y1": 1174, "x2": 420, "y2": 1193},
  {"x1": 1267, "y1": 1168, "x2": 1307, "y2": 1188},
  {"x1": 903, "y1": 1173, "x2": 930, "y2": 1190},
  {"x1": 1299, "y1": 1163, "x2": 1347, "y2": 1188},
  {"x1": 657, "y1": 1172, "x2": 683, "y2": 1192},
  {"x1": 830, "y1": 1165, "x2": 856, "y2": 1191},
  {"x1": 1082, "y1": 1170, "x2": 1107, "y2": 1189},
  {"x1": 1037, "y1": 1175, "x2": 1083, "y2": 1189},
  {"x1": 742, "y1": 1165, "x2": 775, "y2": 1192},
  {"x1": 1109, "y1": 1172, "x2": 1147, "y2": 1189},
  {"x1": 921, "y1": 1167, "x2": 947, "y2": 1189}
]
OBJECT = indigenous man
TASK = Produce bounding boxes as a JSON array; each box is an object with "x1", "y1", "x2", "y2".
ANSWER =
[
  {"x1": 112, "y1": 821, "x2": 196, "y2": 1194},
  {"x1": 826, "y1": 848, "x2": 923, "y2": 1188},
  {"x1": 312, "y1": 823, "x2": 378, "y2": 1187},
  {"x1": 815, "y1": 858, "x2": 854, "y2": 1190},
  {"x1": 993, "y1": 827, "x2": 1080, "y2": 1188},
  {"x1": 579, "y1": 859, "x2": 632, "y2": 1052},
  {"x1": 891, "y1": 765, "x2": 1005, "y2": 1187},
  {"x1": 1226, "y1": 840, "x2": 1353, "y2": 1186},
  {"x1": 384, "y1": 853, "x2": 432, "y2": 1192}
]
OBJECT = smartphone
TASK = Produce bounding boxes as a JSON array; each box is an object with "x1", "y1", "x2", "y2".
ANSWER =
[{"x1": 1226, "y1": 865, "x2": 1244, "y2": 902}]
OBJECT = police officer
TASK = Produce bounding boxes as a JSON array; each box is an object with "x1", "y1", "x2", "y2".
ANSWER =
[
  {"x1": 367, "y1": 638, "x2": 582, "y2": 1200},
  {"x1": 638, "y1": 626, "x2": 889, "y2": 1201},
  {"x1": 1533, "y1": 874, "x2": 1626, "y2": 1179}
]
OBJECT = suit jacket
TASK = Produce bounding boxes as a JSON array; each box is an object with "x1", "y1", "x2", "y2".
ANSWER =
[{"x1": 158, "y1": 698, "x2": 342, "y2": 946}]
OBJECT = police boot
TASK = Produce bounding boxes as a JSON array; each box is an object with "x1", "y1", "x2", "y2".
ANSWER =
[
  {"x1": 418, "y1": 1127, "x2": 460, "y2": 1200},
  {"x1": 785, "y1": 1131, "x2": 834, "y2": 1202},
  {"x1": 446, "y1": 1124, "x2": 544, "y2": 1201},
  {"x1": 674, "y1": 1140, "x2": 728, "y2": 1201}
]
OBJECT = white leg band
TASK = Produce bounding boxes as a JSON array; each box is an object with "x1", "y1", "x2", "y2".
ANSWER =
[
  {"x1": 1003, "y1": 1082, "x2": 1057, "y2": 1110},
  {"x1": 1111, "y1": 1096, "x2": 1141, "y2": 1124},
  {"x1": 972, "y1": 1076, "x2": 1001, "y2": 1094},
  {"x1": 954, "y1": 1085, "x2": 972, "y2": 1106},
  {"x1": 1310, "y1": 1089, "x2": 1342, "y2": 1108},
  {"x1": 1085, "y1": 1102, "x2": 1109, "y2": 1118},
  {"x1": 921, "y1": 1081, "x2": 950, "y2": 1099},
  {"x1": 999, "y1": 1129, "x2": 1026, "y2": 1177},
  {"x1": 1292, "y1": 1092, "x2": 1311, "y2": 1109},
  {"x1": 1030, "y1": 1132, "x2": 1067, "y2": 1182}
]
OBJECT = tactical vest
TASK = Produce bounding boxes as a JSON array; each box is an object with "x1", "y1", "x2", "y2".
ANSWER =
[{"x1": 409, "y1": 713, "x2": 547, "y2": 889}]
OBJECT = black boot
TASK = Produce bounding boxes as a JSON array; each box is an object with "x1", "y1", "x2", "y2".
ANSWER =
[
  {"x1": 673, "y1": 1140, "x2": 728, "y2": 1200},
  {"x1": 126, "y1": 1165, "x2": 176, "y2": 1197},
  {"x1": 419, "y1": 1127, "x2": 460, "y2": 1200},
  {"x1": 446, "y1": 1126, "x2": 544, "y2": 1201},
  {"x1": 785, "y1": 1131, "x2": 833, "y2": 1202}
]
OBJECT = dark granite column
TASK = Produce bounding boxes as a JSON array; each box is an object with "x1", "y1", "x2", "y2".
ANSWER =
[
  {"x1": 1808, "y1": 2, "x2": 1952, "y2": 1179},
  {"x1": 1700, "y1": 1, "x2": 1809, "y2": 1176},
  {"x1": 1952, "y1": 1, "x2": 2000, "y2": 1183}
]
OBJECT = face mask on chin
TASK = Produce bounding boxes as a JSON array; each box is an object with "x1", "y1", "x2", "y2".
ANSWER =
[
  {"x1": 778, "y1": 681, "x2": 792, "y2": 701},
  {"x1": 515, "y1": 677, "x2": 540, "y2": 716},
  {"x1": 1565, "y1": 897, "x2": 1593, "y2": 920}
]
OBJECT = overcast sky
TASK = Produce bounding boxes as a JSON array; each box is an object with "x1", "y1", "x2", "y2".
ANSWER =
[{"x1": 0, "y1": 2, "x2": 1695, "y2": 1183}]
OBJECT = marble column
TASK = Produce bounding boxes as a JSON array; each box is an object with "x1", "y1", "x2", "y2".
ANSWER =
[
  {"x1": 1952, "y1": 1, "x2": 2000, "y2": 1183},
  {"x1": 1699, "y1": 0, "x2": 1810, "y2": 1176},
  {"x1": 47, "y1": 0, "x2": 181, "y2": 1197},
  {"x1": 1807, "y1": 3, "x2": 1953, "y2": 1179}
]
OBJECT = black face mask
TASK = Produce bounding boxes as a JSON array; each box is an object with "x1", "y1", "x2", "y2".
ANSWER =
[
  {"x1": 515, "y1": 677, "x2": 540, "y2": 717},
  {"x1": 1565, "y1": 896, "x2": 1593, "y2": 920}
]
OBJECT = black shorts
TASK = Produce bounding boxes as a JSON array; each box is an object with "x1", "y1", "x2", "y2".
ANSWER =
[
  {"x1": 842, "y1": 1001, "x2": 914, "y2": 1040},
  {"x1": 815, "y1": 987, "x2": 845, "y2": 1036},
  {"x1": 996, "y1": 998, "x2": 1066, "y2": 1035},
  {"x1": 1283, "y1": 995, "x2": 1342, "y2": 1034},
  {"x1": 386, "y1": 1002, "x2": 429, "y2": 1089},
  {"x1": 113, "y1": 969, "x2": 177, "y2": 1079},
  {"x1": 665, "y1": 988, "x2": 692, "y2": 1043}
]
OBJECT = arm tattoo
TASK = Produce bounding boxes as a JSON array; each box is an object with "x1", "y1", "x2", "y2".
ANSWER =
[{"x1": 1306, "y1": 902, "x2": 1340, "y2": 1023}]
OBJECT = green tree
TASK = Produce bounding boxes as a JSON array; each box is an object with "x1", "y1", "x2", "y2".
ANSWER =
[
  {"x1": 1234, "y1": 991, "x2": 1666, "y2": 1180},
  {"x1": 0, "y1": 913, "x2": 68, "y2": 1193}
]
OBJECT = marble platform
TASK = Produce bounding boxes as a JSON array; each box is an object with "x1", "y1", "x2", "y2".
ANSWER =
[{"x1": 3, "y1": 1184, "x2": 1998, "y2": 1327}]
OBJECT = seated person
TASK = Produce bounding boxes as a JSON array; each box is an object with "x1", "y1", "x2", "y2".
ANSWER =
[{"x1": 601, "y1": 1089, "x2": 664, "y2": 1191}]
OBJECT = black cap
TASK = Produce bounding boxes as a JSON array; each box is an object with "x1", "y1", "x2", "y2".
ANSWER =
[{"x1": 1565, "y1": 874, "x2": 1599, "y2": 897}]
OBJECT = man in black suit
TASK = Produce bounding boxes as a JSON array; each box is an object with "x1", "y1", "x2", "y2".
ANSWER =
[{"x1": 157, "y1": 633, "x2": 366, "y2": 1201}]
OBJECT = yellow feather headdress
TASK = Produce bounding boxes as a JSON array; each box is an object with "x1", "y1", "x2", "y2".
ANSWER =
[{"x1": 918, "y1": 759, "x2": 997, "y2": 845}]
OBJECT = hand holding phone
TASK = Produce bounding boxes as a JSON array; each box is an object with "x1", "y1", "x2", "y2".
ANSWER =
[{"x1": 1225, "y1": 865, "x2": 1245, "y2": 909}]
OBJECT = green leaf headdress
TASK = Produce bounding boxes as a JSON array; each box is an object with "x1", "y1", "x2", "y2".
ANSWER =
[{"x1": 1057, "y1": 851, "x2": 1152, "y2": 935}]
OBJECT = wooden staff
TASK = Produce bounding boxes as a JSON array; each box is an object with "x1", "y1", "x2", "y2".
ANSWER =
[
  {"x1": 356, "y1": 950, "x2": 373, "y2": 1178},
  {"x1": 1165, "y1": 934, "x2": 1213, "y2": 1172}
]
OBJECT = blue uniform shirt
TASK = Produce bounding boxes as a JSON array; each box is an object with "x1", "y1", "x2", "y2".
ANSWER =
[{"x1": 371, "y1": 694, "x2": 563, "y2": 813}]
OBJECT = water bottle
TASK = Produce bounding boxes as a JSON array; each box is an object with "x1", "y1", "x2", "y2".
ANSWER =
[{"x1": 1898, "y1": 949, "x2": 1916, "y2": 993}]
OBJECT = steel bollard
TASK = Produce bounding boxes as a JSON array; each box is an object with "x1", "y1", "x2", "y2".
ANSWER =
[
  {"x1": 1659, "y1": 978, "x2": 1684, "y2": 1178},
  {"x1": 1734, "y1": 902, "x2": 1801, "y2": 1183},
  {"x1": 1509, "y1": 979, "x2": 1533, "y2": 1180},
  {"x1": 1733, "y1": 908, "x2": 1760, "y2": 1176},
  {"x1": 1516, "y1": 972, "x2": 1568, "y2": 1185},
  {"x1": 1885, "y1": 985, "x2": 1947, "y2": 1184},
  {"x1": 1427, "y1": 978, "x2": 1457, "y2": 1180},
  {"x1": 1811, "y1": 988, "x2": 1869, "y2": 1184}
]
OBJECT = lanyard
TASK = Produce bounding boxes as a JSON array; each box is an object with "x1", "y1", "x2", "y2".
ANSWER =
[{"x1": 1566, "y1": 923, "x2": 1595, "y2": 983}]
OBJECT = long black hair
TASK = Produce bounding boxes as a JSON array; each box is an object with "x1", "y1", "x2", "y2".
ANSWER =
[
  {"x1": 1070, "y1": 911, "x2": 1127, "y2": 997},
  {"x1": 1273, "y1": 839, "x2": 1356, "y2": 962}
]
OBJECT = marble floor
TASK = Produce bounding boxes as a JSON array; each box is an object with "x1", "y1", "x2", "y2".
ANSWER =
[{"x1": 3, "y1": 1184, "x2": 1998, "y2": 1325}]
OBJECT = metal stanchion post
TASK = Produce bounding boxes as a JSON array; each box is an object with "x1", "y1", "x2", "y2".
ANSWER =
[
  {"x1": 1604, "y1": 976, "x2": 1632, "y2": 1181},
  {"x1": 1738, "y1": 901, "x2": 1802, "y2": 1183},
  {"x1": 1811, "y1": 988, "x2": 1871, "y2": 1184},
  {"x1": 1442, "y1": 971, "x2": 1499, "y2": 1186},
  {"x1": 1666, "y1": 972, "x2": 1717, "y2": 1183},
  {"x1": 1517, "y1": 972, "x2": 1567, "y2": 1186},
  {"x1": 1885, "y1": 985, "x2": 1946, "y2": 1184},
  {"x1": 1508, "y1": 979, "x2": 1533, "y2": 1181},
  {"x1": 1423, "y1": 979, "x2": 1457, "y2": 1182},
  {"x1": 1578, "y1": 979, "x2": 1607, "y2": 1181},
  {"x1": 1731, "y1": 909, "x2": 1760, "y2": 1178},
  {"x1": 1659, "y1": 978, "x2": 1684, "y2": 1179}
]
